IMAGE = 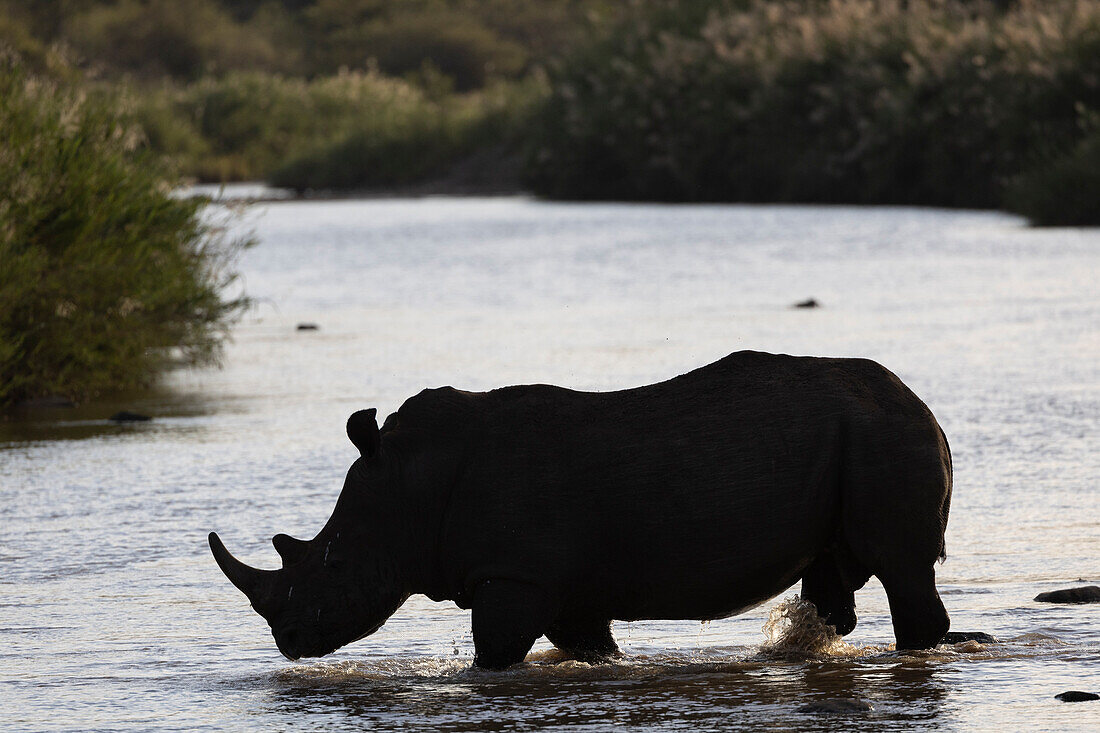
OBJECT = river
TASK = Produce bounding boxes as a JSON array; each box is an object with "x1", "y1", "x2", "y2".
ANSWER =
[{"x1": 2, "y1": 196, "x2": 1098, "y2": 730}]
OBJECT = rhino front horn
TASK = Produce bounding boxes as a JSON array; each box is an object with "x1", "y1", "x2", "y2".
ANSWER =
[{"x1": 208, "y1": 532, "x2": 273, "y2": 601}]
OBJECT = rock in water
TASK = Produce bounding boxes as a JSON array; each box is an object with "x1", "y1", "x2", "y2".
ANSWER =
[
  {"x1": 793, "y1": 298, "x2": 820, "y2": 309},
  {"x1": 798, "y1": 699, "x2": 873, "y2": 713},
  {"x1": 296, "y1": 323, "x2": 319, "y2": 331},
  {"x1": 941, "y1": 631, "x2": 997, "y2": 644},
  {"x1": 109, "y1": 411, "x2": 151, "y2": 422},
  {"x1": 1055, "y1": 691, "x2": 1099, "y2": 702},
  {"x1": 1034, "y1": 586, "x2": 1100, "y2": 603}
]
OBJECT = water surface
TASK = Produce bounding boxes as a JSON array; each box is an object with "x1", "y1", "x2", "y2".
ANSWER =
[{"x1": 3, "y1": 198, "x2": 1098, "y2": 730}]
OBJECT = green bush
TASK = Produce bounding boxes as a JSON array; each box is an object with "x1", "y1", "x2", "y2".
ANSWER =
[
  {"x1": 63, "y1": 0, "x2": 283, "y2": 79},
  {"x1": 132, "y1": 70, "x2": 444, "y2": 181},
  {"x1": 525, "y1": 0, "x2": 1100, "y2": 218},
  {"x1": 315, "y1": 9, "x2": 527, "y2": 91},
  {"x1": 130, "y1": 70, "x2": 545, "y2": 186},
  {"x1": 1005, "y1": 126, "x2": 1100, "y2": 226},
  {"x1": 0, "y1": 58, "x2": 250, "y2": 406},
  {"x1": 5, "y1": 1, "x2": 611, "y2": 84},
  {"x1": 269, "y1": 76, "x2": 546, "y2": 190}
]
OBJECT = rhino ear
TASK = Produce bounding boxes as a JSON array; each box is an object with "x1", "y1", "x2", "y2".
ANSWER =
[
  {"x1": 272, "y1": 533, "x2": 309, "y2": 566},
  {"x1": 347, "y1": 408, "x2": 380, "y2": 457}
]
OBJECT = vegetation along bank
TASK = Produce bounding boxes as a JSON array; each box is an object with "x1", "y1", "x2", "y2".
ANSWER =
[{"x1": 2, "y1": 1, "x2": 1098, "y2": 403}]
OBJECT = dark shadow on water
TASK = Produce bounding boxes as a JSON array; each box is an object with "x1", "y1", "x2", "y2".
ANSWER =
[
  {"x1": 0, "y1": 385, "x2": 235, "y2": 445},
  {"x1": 228, "y1": 653, "x2": 950, "y2": 731}
]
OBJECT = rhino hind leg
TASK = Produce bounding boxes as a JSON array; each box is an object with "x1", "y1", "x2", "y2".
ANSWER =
[
  {"x1": 879, "y1": 565, "x2": 950, "y2": 650},
  {"x1": 545, "y1": 617, "x2": 621, "y2": 663},
  {"x1": 800, "y1": 549, "x2": 868, "y2": 636}
]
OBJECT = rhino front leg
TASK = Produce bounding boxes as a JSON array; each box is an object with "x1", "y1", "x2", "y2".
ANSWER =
[
  {"x1": 545, "y1": 617, "x2": 621, "y2": 663},
  {"x1": 800, "y1": 550, "x2": 866, "y2": 636},
  {"x1": 471, "y1": 579, "x2": 557, "y2": 669}
]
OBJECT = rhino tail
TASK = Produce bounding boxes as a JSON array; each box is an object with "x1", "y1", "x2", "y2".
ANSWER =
[{"x1": 936, "y1": 422, "x2": 952, "y2": 563}]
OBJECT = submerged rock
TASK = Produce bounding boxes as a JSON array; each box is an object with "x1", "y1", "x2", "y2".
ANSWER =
[
  {"x1": 1034, "y1": 586, "x2": 1100, "y2": 604},
  {"x1": 798, "y1": 698, "x2": 873, "y2": 713},
  {"x1": 1055, "y1": 691, "x2": 1099, "y2": 702},
  {"x1": 109, "y1": 411, "x2": 151, "y2": 423},
  {"x1": 793, "y1": 298, "x2": 821, "y2": 309},
  {"x1": 941, "y1": 631, "x2": 997, "y2": 644}
]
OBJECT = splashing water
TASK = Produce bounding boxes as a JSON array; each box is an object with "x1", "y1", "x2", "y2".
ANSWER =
[{"x1": 761, "y1": 596, "x2": 853, "y2": 656}]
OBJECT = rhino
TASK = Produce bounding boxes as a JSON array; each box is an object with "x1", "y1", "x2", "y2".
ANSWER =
[{"x1": 210, "y1": 350, "x2": 952, "y2": 668}]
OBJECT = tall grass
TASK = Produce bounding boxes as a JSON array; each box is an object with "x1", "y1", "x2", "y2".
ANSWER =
[
  {"x1": 525, "y1": 0, "x2": 1100, "y2": 223},
  {"x1": 269, "y1": 75, "x2": 547, "y2": 191},
  {"x1": 3, "y1": 0, "x2": 610, "y2": 86},
  {"x1": 131, "y1": 70, "x2": 546, "y2": 188},
  {"x1": 0, "y1": 57, "x2": 250, "y2": 406},
  {"x1": 134, "y1": 70, "x2": 458, "y2": 182}
]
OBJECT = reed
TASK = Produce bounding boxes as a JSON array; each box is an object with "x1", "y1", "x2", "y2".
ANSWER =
[
  {"x1": 524, "y1": 0, "x2": 1100, "y2": 224},
  {"x1": 269, "y1": 75, "x2": 546, "y2": 191},
  {"x1": 0, "y1": 58, "x2": 250, "y2": 406}
]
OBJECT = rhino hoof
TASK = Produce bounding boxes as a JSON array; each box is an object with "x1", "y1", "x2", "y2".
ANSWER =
[
  {"x1": 1034, "y1": 586, "x2": 1100, "y2": 604},
  {"x1": 798, "y1": 698, "x2": 873, "y2": 713},
  {"x1": 1055, "y1": 691, "x2": 1099, "y2": 702}
]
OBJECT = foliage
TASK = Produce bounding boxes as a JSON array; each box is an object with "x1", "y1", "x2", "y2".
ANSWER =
[
  {"x1": 62, "y1": 0, "x2": 286, "y2": 79},
  {"x1": 525, "y1": 0, "x2": 1100, "y2": 219},
  {"x1": 268, "y1": 76, "x2": 547, "y2": 191},
  {"x1": 0, "y1": 7, "x2": 81, "y2": 80},
  {"x1": 0, "y1": 0, "x2": 608, "y2": 187},
  {"x1": 4, "y1": 0, "x2": 611, "y2": 88},
  {"x1": 5, "y1": 1, "x2": 1099, "y2": 224},
  {"x1": 1005, "y1": 126, "x2": 1100, "y2": 226},
  {"x1": 0, "y1": 58, "x2": 250, "y2": 406},
  {"x1": 134, "y1": 70, "x2": 454, "y2": 181},
  {"x1": 305, "y1": 6, "x2": 528, "y2": 91}
]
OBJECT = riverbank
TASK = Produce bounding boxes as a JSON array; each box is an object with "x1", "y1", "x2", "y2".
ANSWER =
[{"x1": 5, "y1": 1, "x2": 1097, "y2": 225}]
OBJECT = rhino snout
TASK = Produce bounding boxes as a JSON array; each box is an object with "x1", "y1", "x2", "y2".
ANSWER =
[{"x1": 275, "y1": 627, "x2": 302, "y2": 661}]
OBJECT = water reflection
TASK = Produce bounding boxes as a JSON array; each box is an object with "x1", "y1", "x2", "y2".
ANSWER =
[
  {"x1": 252, "y1": 650, "x2": 951, "y2": 731},
  {"x1": 0, "y1": 386, "x2": 235, "y2": 444}
]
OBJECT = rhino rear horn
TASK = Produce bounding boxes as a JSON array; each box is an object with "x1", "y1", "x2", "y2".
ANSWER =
[
  {"x1": 347, "y1": 408, "x2": 380, "y2": 457},
  {"x1": 208, "y1": 532, "x2": 275, "y2": 602},
  {"x1": 272, "y1": 533, "x2": 309, "y2": 566}
]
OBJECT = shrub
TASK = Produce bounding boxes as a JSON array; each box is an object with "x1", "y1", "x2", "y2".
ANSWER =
[
  {"x1": 268, "y1": 76, "x2": 546, "y2": 191},
  {"x1": 525, "y1": 0, "x2": 1100, "y2": 218},
  {"x1": 129, "y1": 69, "x2": 545, "y2": 186},
  {"x1": 1005, "y1": 126, "x2": 1100, "y2": 226},
  {"x1": 132, "y1": 70, "x2": 442, "y2": 181},
  {"x1": 0, "y1": 58, "x2": 250, "y2": 406},
  {"x1": 321, "y1": 10, "x2": 528, "y2": 91},
  {"x1": 63, "y1": 0, "x2": 282, "y2": 79}
]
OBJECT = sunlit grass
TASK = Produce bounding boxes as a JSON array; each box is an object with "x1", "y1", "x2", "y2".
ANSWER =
[{"x1": 0, "y1": 58, "x2": 250, "y2": 406}]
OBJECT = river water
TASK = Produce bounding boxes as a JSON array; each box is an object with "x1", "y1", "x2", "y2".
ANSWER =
[{"x1": 2, "y1": 196, "x2": 1098, "y2": 730}]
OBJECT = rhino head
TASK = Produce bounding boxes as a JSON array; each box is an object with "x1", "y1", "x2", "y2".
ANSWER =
[{"x1": 209, "y1": 409, "x2": 412, "y2": 660}]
